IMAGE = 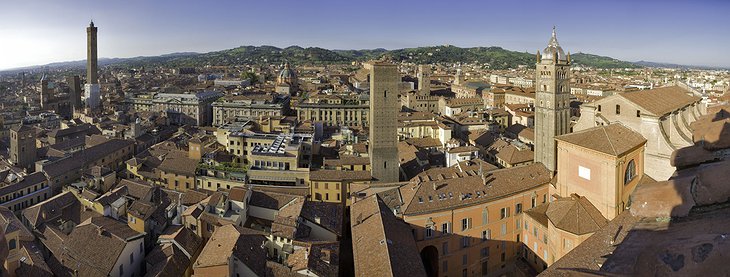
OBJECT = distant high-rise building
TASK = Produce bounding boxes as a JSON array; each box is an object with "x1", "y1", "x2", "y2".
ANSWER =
[
  {"x1": 10, "y1": 125, "x2": 37, "y2": 171},
  {"x1": 417, "y1": 65, "x2": 431, "y2": 95},
  {"x1": 534, "y1": 27, "x2": 572, "y2": 172},
  {"x1": 368, "y1": 61, "x2": 400, "y2": 183},
  {"x1": 66, "y1": 75, "x2": 82, "y2": 110},
  {"x1": 84, "y1": 21, "x2": 101, "y2": 110}
]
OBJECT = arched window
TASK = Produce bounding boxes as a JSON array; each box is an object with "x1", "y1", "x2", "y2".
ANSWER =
[
  {"x1": 616, "y1": 104, "x2": 621, "y2": 115},
  {"x1": 597, "y1": 105, "x2": 602, "y2": 112},
  {"x1": 9, "y1": 239, "x2": 16, "y2": 250},
  {"x1": 624, "y1": 159, "x2": 636, "y2": 185}
]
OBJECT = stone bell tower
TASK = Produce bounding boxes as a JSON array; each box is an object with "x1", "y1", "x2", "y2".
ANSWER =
[{"x1": 534, "y1": 27, "x2": 572, "y2": 172}]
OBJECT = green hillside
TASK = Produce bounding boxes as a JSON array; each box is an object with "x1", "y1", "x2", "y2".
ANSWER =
[{"x1": 113, "y1": 45, "x2": 639, "y2": 70}]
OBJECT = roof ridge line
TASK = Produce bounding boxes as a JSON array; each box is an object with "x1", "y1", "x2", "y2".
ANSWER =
[
  {"x1": 603, "y1": 127, "x2": 617, "y2": 155},
  {"x1": 370, "y1": 196, "x2": 397, "y2": 277}
]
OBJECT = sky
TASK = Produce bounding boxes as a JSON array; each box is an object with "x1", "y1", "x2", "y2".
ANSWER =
[{"x1": 1, "y1": 0, "x2": 729, "y2": 70}]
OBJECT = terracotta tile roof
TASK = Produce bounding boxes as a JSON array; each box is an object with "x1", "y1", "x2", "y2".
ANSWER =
[
  {"x1": 272, "y1": 198, "x2": 306, "y2": 239},
  {"x1": 351, "y1": 195, "x2": 427, "y2": 277},
  {"x1": 42, "y1": 138, "x2": 134, "y2": 178},
  {"x1": 524, "y1": 203, "x2": 549, "y2": 227},
  {"x1": 194, "y1": 224, "x2": 267, "y2": 276},
  {"x1": 181, "y1": 204, "x2": 203, "y2": 218},
  {"x1": 51, "y1": 217, "x2": 144, "y2": 277},
  {"x1": 207, "y1": 192, "x2": 225, "y2": 208},
  {"x1": 252, "y1": 185, "x2": 310, "y2": 197},
  {"x1": 494, "y1": 143, "x2": 534, "y2": 165},
  {"x1": 504, "y1": 124, "x2": 527, "y2": 138},
  {"x1": 0, "y1": 206, "x2": 34, "y2": 240},
  {"x1": 300, "y1": 201, "x2": 343, "y2": 236},
  {"x1": 181, "y1": 190, "x2": 209, "y2": 206},
  {"x1": 16, "y1": 242, "x2": 54, "y2": 277},
  {"x1": 118, "y1": 178, "x2": 156, "y2": 201},
  {"x1": 618, "y1": 86, "x2": 700, "y2": 116},
  {"x1": 324, "y1": 155, "x2": 370, "y2": 166},
  {"x1": 309, "y1": 169, "x2": 373, "y2": 182},
  {"x1": 47, "y1": 123, "x2": 99, "y2": 140},
  {"x1": 468, "y1": 130, "x2": 497, "y2": 147},
  {"x1": 95, "y1": 185, "x2": 128, "y2": 206},
  {"x1": 398, "y1": 142, "x2": 431, "y2": 180},
  {"x1": 400, "y1": 163, "x2": 551, "y2": 215},
  {"x1": 556, "y1": 123, "x2": 646, "y2": 156},
  {"x1": 546, "y1": 194, "x2": 608, "y2": 235},
  {"x1": 249, "y1": 191, "x2": 298, "y2": 210},
  {"x1": 518, "y1": 127, "x2": 535, "y2": 141},
  {"x1": 285, "y1": 242, "x2": 339, "y2": 277},
  {"x1": 22, "y1": 191, "x2": 82, "y2": 229},
  {"x1": 157, "y1": 152, "x2": 198, "y2": 176},
  {"x1": 228, "y1": 186, "x2": 249, "y2": 202},
  {"x1": 446, "y1": 145, "x2": 480, "y2": 153},
  {"x1": 128, "y1": 200, "x2": 156, "y2": 220},
  {"x1": 0, "y1": 172, "x2": 47, "y2": 202},
  {"x1": 266, "y1": 260, "x2": 299, "y2": 277},
  {"x1": 158, "y1": 225, "x2": 203, "y2": 259},
  {"x1": 444, "y1": 97, "x2": 483, "y2": 107},
  {"x1": 405, "y1": 137, "x2": 443, "y2": 148},
  {"x1": 145, "y1": 242, "x2": 190, "y2": 277},
  {"x1": 453, "y1": 159, "x2": 499, "y2": 173}
]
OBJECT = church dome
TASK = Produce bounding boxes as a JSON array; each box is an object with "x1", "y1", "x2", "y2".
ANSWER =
[
  {"x1": 541, "y1": 27, "x2": 567, "y2": 62},
  {"x1": 278, "y1": 62, "x2": 297, "y2": 83}
]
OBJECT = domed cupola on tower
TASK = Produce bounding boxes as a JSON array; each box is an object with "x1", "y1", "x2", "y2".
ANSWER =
[{"x1": 540, "y1": 27, "x2": 568, "y2": 62}]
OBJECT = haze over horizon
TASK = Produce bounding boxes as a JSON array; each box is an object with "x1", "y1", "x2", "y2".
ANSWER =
[{"x1": 1, "y1": 0, "x2": 729, "y2": 70}]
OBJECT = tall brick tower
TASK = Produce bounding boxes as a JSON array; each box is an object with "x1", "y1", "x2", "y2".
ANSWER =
[
  {"x1": 87, "y1": 21, "x2": 98, "y2": 84},
  {"x1": 10, "y1": 125, "x2": 37, "y2": 171},
  {"x1": 417, "y1": 64, "x2": 431, "y2": 95},
  {"x1": 84, "y1": 21, "x2": 101, "y2": 110},
  {"x1": 534, "y1": 27, "x2": 572, "y2": 172},
  {"x1": 66, "y1": 75, "x2": 82, "y2": 110},
  {"x1": 369, "y1": 60, "x2": 400, "y2": 183}
]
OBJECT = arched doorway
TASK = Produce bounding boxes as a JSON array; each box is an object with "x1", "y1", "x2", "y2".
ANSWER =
[{"x1": 420, "y1": 245, "x2": 439, "y2": 277}]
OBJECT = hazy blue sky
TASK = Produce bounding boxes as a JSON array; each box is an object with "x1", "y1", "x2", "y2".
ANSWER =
[{"x1": 1, "y1": 0, "x2": 729, "y2": 70}]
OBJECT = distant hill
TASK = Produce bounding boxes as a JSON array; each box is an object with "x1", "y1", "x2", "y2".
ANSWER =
[
  {"x1": 633, "y1": 60, "x2": 729, "y2": 70},
  {"x1": 2, "y1": 45, "x2": 643, "y2": 73},
  {"x1": 571, "y1": 53, "x2": 639, "y2": 69},
  {"x1": 109, "y1": 45, "x2": 639, "y2": 70}
]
